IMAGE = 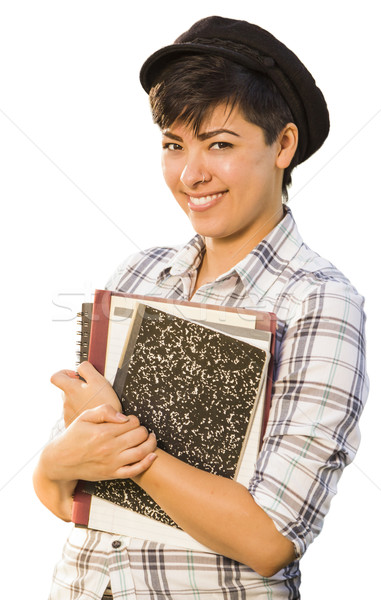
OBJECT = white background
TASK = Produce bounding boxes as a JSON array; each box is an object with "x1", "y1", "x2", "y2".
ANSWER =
[{"x1": 0, "y1": 1, "x2": 379, "y2": 597}]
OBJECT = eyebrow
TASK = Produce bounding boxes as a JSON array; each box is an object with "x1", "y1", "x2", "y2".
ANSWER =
[{"x1": 162, "y1": 128, "x2": 241, "y2": 142}]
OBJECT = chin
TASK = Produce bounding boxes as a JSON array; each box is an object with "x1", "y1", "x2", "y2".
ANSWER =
[
  {"x1": 188, "y1": 217, "x2": 229, "y2": 239},
  {"x1": 191, "y1": 226, "x2": 228, "y2": 239}
]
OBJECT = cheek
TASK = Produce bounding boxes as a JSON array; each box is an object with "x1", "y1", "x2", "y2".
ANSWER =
[
  {"x1": 213, "y1": 157, "x2": 241, "y2": 186},
  {"x1": 161, "y1": 156, "x2": 182, "y2": 191},
  {"x1": 216, "y1": 156, "x2": 258, "y2": 198},
  {"x1": 161, "y1": 156, "x2": 171, "y2": 186},
  {"x1": 238, "y1": 153, "x2": 276, "y2": 189}
]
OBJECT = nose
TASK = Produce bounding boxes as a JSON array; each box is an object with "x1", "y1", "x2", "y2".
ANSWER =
[{"x1": 180, "y1": 154, "x2": 210, "y2": 188}]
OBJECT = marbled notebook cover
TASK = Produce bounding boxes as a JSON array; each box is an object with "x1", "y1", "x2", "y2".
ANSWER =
[{"x1": 85, "y1": 303, "x2": 267, "y2": 529}]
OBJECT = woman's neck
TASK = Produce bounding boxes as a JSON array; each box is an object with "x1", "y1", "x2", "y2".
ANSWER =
[
  {"x1": 192, "y1": 238, "x2": 250, "y2": 297},
  {"x1": 191, "y1": 206, "x2": 285, "y2": 298}
]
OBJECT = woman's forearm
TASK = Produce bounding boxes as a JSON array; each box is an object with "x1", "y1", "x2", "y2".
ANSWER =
[
  {"x1": 33, "y1": 442, "x2": 77, "y2": 521},
  {"x1": 134, "y1": 449, "x2": 295, "y2": 577}
]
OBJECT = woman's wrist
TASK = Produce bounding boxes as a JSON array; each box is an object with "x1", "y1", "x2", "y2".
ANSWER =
[
  {"x1": 39, "y1": 438, "x2": 76, "y2": 484},
  {"x1": 33, "y1": 450, "x2": 77, "y2": 521}
]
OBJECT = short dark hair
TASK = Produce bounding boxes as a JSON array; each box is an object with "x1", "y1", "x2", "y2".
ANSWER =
[{"x1": 148, "y1": 54, "x2": 299, "y2": 200}]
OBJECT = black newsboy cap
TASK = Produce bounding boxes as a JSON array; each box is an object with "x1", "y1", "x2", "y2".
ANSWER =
[{"x1": 140, "y1": 16, "x2": 330, "y2": 165}]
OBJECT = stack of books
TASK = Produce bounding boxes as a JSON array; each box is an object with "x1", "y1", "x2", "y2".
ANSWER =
[{"x1": 73, "y1": 290, "x2": 276, "y2": 551}]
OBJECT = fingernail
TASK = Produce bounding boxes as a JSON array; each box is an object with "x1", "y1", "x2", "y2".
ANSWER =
[{"x1": 116, "y1": 412, "x2": 129, "y2": 422}]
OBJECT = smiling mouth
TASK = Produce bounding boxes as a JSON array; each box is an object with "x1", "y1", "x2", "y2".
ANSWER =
[{"x1": 188, "y1": 192, "x2": 226, "y2": 206}]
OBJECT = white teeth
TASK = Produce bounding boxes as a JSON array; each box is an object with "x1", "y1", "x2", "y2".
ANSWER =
[{"x1": 189, "y1": 192, "x2": 224, "y2": 205}]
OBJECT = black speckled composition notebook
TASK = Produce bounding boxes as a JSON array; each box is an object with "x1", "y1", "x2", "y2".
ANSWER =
[{"x1": 83, "y1": 302, "x2": 268, "y2": 532}]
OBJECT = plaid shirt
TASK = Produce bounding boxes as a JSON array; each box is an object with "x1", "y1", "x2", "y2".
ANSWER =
[{"x1": 50, "y1": 208, "x2": 368, "y2": 599}]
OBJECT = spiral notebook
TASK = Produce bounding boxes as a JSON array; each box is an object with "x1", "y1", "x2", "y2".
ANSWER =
[
  {"x1": 76, "y1": 303, "x2": 93, "y2": 364},
  {"x1": 73, "y1": 291, "x2": 276, "y2": 551}
]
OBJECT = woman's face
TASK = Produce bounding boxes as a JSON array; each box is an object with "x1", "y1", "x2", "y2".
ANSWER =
[{"x1": 161, "y1": 104, "x2": 294, "y2": 254}]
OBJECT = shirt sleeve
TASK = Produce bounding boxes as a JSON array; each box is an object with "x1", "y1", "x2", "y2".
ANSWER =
[
  {"x1": 104, "y1": 254, "x2": 140, "y2": 291},
  {"x1": 248, "y1": 278, "x2": 369, "y2": 558},
  {"x1": 48, "y1": 414, "x2": 65, "y2": 441}
]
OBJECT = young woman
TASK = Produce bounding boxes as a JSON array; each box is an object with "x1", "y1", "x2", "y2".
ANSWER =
[{"x1": 34, "y1": 16, "x2": 368, "y2": 599}]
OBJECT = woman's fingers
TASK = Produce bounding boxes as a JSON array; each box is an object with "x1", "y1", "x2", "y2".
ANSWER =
[
  {"x1": 50, "y1": 369, "x2": 81, "y2": 391},
  {"x1": 115, "y1": 451, "x2": 157, "y2": 479},
  {"x1": 78, "y1": 410, "x2": 157, "y2": 474},
  {"x1": 51, "y1": 362, "x2": 122, "y2": 427},
  {"x1": 52, "y1": 404, "x2": 156, "y2": 482},
  {"x1": 51, "y1": 362, "x2": 106, "y2": 392},
  {"x1": 114, "y1": 432, "x2": 158, "y2": 478},
  {"x1": 115, "y1": 424, "x2": 154, "y2": 450},
  {"x1": 119, "y1": 431, "x2": 157, "y2": 460},
  {"x1": 78, "y1": 404, "x2": 135, "y2": 426},
  {"x1": 77, "y1": 361, "x2": 103, "y2": 384}
]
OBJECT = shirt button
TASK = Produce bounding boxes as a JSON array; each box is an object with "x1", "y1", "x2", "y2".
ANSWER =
[{"x1": 112, "y1": 540, "x2": 122, "y2": 549}]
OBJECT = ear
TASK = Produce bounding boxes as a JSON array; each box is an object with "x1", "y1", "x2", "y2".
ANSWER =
[{"x1": 275, "y1": 123, "x2": 298, "y2": 169}]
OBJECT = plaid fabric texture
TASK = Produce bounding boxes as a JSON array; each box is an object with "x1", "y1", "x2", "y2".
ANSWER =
[{"x1": 50, "y1": 208, "x2": 368, "y2": 599}]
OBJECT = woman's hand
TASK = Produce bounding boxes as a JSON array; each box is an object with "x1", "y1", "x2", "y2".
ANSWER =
[
  {"x1": 34, "y1": 403, "x2": 157, "y2": 521},
  {"x1": 51, "y1": 361, "x2": 122, "y2": 427},
  {"x1": 47, "y1": 403, "x2": 157, "y2": 483}
]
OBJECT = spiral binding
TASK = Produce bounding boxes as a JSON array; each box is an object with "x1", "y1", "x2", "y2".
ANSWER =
[{"x1": 76, "y1": 304, "x2": 93, "y2": 367}]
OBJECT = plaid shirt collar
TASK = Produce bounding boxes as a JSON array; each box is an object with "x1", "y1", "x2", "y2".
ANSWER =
[{"x1": 156, "y1": 207, "x2": 303, "y2": 303}]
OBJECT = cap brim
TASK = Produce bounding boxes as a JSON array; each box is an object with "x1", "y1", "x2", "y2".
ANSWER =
[{"x1": 140, "y1": 43, "x2": 274, "y2": 93}]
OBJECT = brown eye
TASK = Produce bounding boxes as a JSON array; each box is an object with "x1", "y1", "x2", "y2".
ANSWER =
[
  {"x1": 163, "y1": 143, "x2": 183, "y2": 151},
  {"x1": 209, "y1": 142, "x2": 233, "y2": 150}
]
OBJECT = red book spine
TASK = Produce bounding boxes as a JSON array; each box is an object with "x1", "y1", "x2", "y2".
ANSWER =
[
  {"x1": 71, "y1": 487, "x2": 92, "y2": 527},
  {"x1": 72, "y1": 289, "x2": 112, "y2": 525},
  {"x1": 87, "y1": 289, "x2": 112, "y2": 375}
]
